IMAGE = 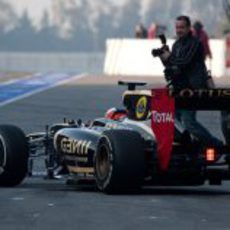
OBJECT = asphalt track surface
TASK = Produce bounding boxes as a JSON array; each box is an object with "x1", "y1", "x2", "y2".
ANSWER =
[{"x1": 0, "y1": 74, "x2": 230, "y2": 230}]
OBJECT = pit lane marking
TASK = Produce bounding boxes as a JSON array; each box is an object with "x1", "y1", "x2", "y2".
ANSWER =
[{"x1": 0, "y1": 73, "x2": 86, "y2": 107}]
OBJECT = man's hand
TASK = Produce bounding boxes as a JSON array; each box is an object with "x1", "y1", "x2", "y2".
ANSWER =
[
  {"x1": 164, "y1": 65, "x2": 181, "y2": 77},
  {"x1": 159, "y1": 49, "x2": 171, "y2": 62}
]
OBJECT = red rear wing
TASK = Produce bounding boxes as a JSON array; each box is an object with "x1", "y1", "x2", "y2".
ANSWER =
[
  {"x1": 151, "y1": 88, "x2": 230, "y2": 171},
  {"x1": 151, "y1": 89, "x2": 175, "y2": 171}
]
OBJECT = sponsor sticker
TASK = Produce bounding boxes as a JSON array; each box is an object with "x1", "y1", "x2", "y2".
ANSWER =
[
  {"x1": 151, "y1": 88, "x2": 175, "y2": 171},
  {"x1": 136, "y1": 96, "x2": 148, "y2": 120},
  {"x1": 60, "y1": 138, "x2": 91, "y2": 155},
  {"x1": 152, "y1": 111, "x2": 174, "y2": 123}
]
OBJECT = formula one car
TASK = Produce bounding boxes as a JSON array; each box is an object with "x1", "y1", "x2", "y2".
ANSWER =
[{"x1": 0, "y1": 81, "x2": 230, "y2": 193}]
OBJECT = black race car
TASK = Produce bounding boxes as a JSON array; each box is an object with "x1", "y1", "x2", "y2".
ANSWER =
[{"x1": 0, "y1": 81, "x2": 230, "y2": 193}]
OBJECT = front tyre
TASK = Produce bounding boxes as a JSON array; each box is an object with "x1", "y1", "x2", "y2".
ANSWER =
[
  {"x1": 94, "y1": 129, "x2": 145, "y2": 194},
  {"x1": 0, "y1": 125, "x2": 28, "y2": 186}
]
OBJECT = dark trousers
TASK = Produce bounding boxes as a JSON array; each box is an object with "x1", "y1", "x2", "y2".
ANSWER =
[
  {"x1": 176, "y1": 110, "x2": 222, "y2": 146},
  {"x1": 221, "y1": 111, "x2": 230, "y2": 145}
]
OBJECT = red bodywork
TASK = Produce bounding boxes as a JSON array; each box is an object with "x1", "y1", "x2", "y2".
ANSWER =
[
  {"x1": 105, "y1": 108, "x2": 127, "y2": 121},
  {"x1": 106, "y1": 86, "x2": 230, "y2": 173},
  {"x1": 151, "y1": 89, "x2": 175, "y2": 171}
]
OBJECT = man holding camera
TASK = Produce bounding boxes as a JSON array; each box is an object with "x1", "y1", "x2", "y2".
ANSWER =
[
  {"x1": 157, "y1": 15, "x2": 222, "y2": 146},
  {"x1": 159, "y1": 15, "x2": 208, "y2": 89}
]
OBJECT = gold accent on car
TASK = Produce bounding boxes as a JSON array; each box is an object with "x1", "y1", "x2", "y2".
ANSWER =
[{"x1": 67, "y1": 166, "x2": 94, "y2": 174}]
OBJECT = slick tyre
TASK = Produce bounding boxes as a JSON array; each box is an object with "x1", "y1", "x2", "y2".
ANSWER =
[
  {"x1": 94, "y1": 129, "x2": 145, "y2": 194},
  {"x1": 0, "y1": 125, "x2": 28, "y2": 186}
]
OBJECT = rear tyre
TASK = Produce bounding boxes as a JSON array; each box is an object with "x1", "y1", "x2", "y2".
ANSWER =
[
  {"x1": 94, "y1": 129, "x2": 145, "y2": 194},
  {"x1": 0, "y1": 125, "x2": 28, "y2": 186}
]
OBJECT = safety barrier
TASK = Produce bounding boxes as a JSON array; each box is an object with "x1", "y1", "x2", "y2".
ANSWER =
[
  {"x1": 226, "y1": 36, "x2": 230, "y2": 76},
  {"x1": 104, "y1": 39, "x2": 229, "y2": 78},
  {"x1": 0, "y1": 52, "x2": 104, "y2": 74}
]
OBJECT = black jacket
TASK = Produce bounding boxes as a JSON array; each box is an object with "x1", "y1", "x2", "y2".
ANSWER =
[{"x1": 166, "y1": 31, "x2": 208, "y2": 89}]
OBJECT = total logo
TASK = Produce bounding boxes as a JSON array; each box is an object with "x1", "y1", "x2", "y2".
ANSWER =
[{"x1": 152, "y1": 111, "x2": 174, "y2": 123}]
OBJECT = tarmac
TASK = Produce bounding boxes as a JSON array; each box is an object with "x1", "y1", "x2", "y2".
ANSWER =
[{"x1": 0, "y1": 73, "x2": 230, "y2": 230}]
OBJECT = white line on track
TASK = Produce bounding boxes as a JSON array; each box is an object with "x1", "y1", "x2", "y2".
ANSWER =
[{"x1": 0, "y1": 73, "x2": 87, "y2": 107}]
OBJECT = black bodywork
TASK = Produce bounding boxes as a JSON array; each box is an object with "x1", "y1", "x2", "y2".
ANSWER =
[
  {"x1": 0, "y1": 81, "x2": 229, "y2": 191},
  {"x1": 26, "y1": 82, "x2": 230, "y2": 189}
]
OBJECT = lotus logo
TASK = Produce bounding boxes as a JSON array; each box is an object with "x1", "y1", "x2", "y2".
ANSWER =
[
  {"x1": 136, "y1": 96, "x2": 148, "y2": 119},
  {"x1": 170, "y1": 88, "x2": 230, "y2": 97}
]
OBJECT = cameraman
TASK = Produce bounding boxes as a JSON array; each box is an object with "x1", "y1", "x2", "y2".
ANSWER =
[{"x1": 158, "y1": 15, "x2": 222, "y2": 146}]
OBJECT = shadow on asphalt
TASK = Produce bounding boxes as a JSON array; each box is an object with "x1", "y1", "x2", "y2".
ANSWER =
[
  {"x1": 15, "y1": 177, "x2": 230, "y2": 196},
  {"x1": 141, "y1": 187, "x2": 230, "y2": 196}
]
